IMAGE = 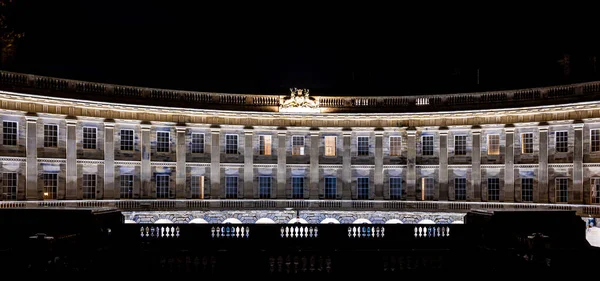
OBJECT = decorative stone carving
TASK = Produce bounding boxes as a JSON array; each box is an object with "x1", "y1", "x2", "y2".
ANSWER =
[{"x1": 279, "y1": 88, "x2": 320, "y2": 113}]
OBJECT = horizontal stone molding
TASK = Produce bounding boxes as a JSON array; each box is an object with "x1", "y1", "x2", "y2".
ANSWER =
[
  {"x1": 115, "y1": 160, "x2": 141, "y2": 166},
  {"x1": 481, "y1": 164, "x2": 505, "y2": 169},
  {"x1": 37, "y1": 158, "x2": 66, "y2": 164},
  {"x1": 548, "y1": 163, "x2": 574, "y2": 168},
  {"x1": 351, "y1": 165, "x2": 375, "y2": 169},
  {"x1": 448, "y1": 164, "x2": 471, "y2": 169},
  {"x1": 0, "y1": 156, "x2": 25, "y2": 162},
  {"x1": 253, "y1": 164, "x2": 278, "y2": 168},
  {"x1": 515, "y1": 164, "x2": 539, "y2": 169},
  {"x1": 584, "y1": 163, "x2": 600, "y2": 167},
  {"x1": 220, "y1": 163, "x2": 244, "y2": 167},
  {"x1": 383, "y1": 165, "x2": 408, "y2": 169},
  {"x1": 287, "y1": 164, "x2": 310, "y2": 168},
  {"x1": 416, "y1": 165, "x2": 439, "y2": 169},
  {"x1": 319, "y1": 164, "x2": 343, "y2": 169},
  {"x1": 76, "y1": 159, "x2": 104, "y2": 165},
  {"x1": 185, "y1": 162, "x2": 211, "y2": 167},
  {"x1": 151, "y1": 161, "x2": 177, "y2": 167}
]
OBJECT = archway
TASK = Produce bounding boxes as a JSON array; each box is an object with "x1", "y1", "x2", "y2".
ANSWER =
[
  {"x1": 222, "y1": 218, "x2": 242, "y2": 224},
  {"x1": 418, "y1": 219, "x2": 435, "y2": 224},
  {"x1": 256, "y1": 218, "x2": 276, "y2": 224},
  {"x1": 352, "y1": 218, "x2": 372, "y2": 224},
  {"x1": 189, "y1": 218, "x2": 209, "y2": 224},
  {"x1": 154, "y1": 219, "x2": 173, "y2": 224},
  {"x1": 288, "y1": 217, "x2": 308, "y2": 224},
  {"x1": 320, "y1": 218, "x2": 340, "y2": 224},
  {"x1": 385, "y1": 219, "x2": 403, "y2": 224}
]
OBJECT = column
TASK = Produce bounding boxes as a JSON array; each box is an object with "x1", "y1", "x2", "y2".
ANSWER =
[
  {"x1": 104, "y1": 120, "x2": 115, "y2": 199},
  {"x1": 309, "y1": 130, "x2": 319, "y2": 199},
  {"x1": 342, "y1": 130, "x2": 352, "y2": 199},
  {"x1": 438, "y1": 128, "x2": 448, "y2": 201},
  {"x1": 277, "y1": 129, "x2": 286, "y2": 199},
  {"x1": 243, "y1": 128, "x2": 254, "y2": 199},
  {"x1": 407, "y1": 128, "x2": 417, "y2": 200},
  {"x1": 140, "y1": 123, "x2": 152, "y2": 199},
  {"x1": 504, "y1": 126, "x2": 515, "y2": 202},
  {"x1": 573, "y1": 122, "x2": 584, "y2": 203},
  {"x1": 471, "y1": 128, "x2": 481, "y2": 201},
  {"x1": 25, "y1": 115, "x2": 38, "y2": 200},
  {"x1": 66, "y1": 118, "x2": 77, "y2": 200},
  {"x1": 210, "y1": 128, "x2": 221, "y2": 198},
  {"x1": 176, "y1": 125, "x2": 186, "y2": 199},
  {"x1": 538, "y1": 125, "x2": 548, "y2": 203},
  {"x1": 374, "y1": 129, "x2": 384, "y2": 200}
]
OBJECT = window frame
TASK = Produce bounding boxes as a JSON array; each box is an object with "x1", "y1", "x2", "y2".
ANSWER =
[
  {"x1": 259, "y1": 135, "x2": 272, "y2": 156},
  {"x1": 521, "y1": 132, "x2": 534, "y2": 154},
  {"x1": 191, "y1": 133, "x2": 205, "y2": 154},
  {"x1": 389, "y1": 136, "x2": 402, "y2": 156},
  {"x1": 82, "y1": 126, "x2": 97, "y2": 150},
  {"x1": 555, "y1": 177, "x2": 568, "y2": 203},
  {"x1": 357, "y1": 136, "x2": 369, "y2": 156},
  {"x1": 389, "y1": 177, "x2": 403, "y2": 200},
  {"x1": 156, "y1": 131, "x2": 170, "y2": 153},
  {"x1": 291, "y1": 135, "x2": 305, "y2": 156},
  {"x1": 120, "y1": 129, "x2": 135, "y2": 151},
  {"x1": 43, "y1": 124, "x2": 59, "y2": 148},
  {"x1": 487, "y1": 134, "x2": 500, "y2": 155},
  {"x1": 554, "y1": 130, "x2": 569, "y2": 153},
  {"x1": 225, "y1": 134, "x2": 239, "y2": 155},
  {"x1": 2, "y1": 120, "x2": 18, "y2": 146},
  {"x1": 454, "y1": 135, "x2": 467, "y2": 156},
  {"x1": 324, "y1": 135, "x2": 337, "y2": 156},
  {"x1": 156, "y1": 174, "x2": 170, "y2": 199},
  {"x1": 421, "y1": 135, "x2": 434, "y2": 156}
]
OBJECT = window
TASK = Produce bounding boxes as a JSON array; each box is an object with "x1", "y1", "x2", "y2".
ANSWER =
[
  {"x1": 226, "y1": 134, "x2": 238, "y2": 154},
  {"x1": 592, "y1": 129, "x2": 600, "y2": 152},
  {"x1": 259, "y1": 176, "x2": 272, "y2": 199},
  {"x1": 225, "y1": 176, "x2": 238, "y2": 199},
  {"x1": 120, "y1": 175, "x2": 133, "y2": 199},
  {"x1": 3, "y1": 121, "x2": 17, "y2": 146},
  {"x1": 83, "y1": 127, "x2": 97, "y2": 149},
  {"x1": 2, "y1": 172, "x2": 16, "y2": 200},
  {"x1": 522, "y1": 178, "x2": 533, "y2": 202},
  {"x1": 455, "y1": 178, "x2": 466, "y2": 200},
  {"x1": 488, "y1": 178, "x2": 500, "y2": 201},
  {"x1": 592, "y1": 178, "x2": 600, "y2": 204},
  {"x1": 556, "y1": 178, "x2": 568, "y2": 203},
  {"x1": 43, "y1": 124, "x2": 58, "y2": 148},
  {"x1": 357, "y1": 136, "x2": 369, "y2": 156},
  {"x1": 156, "y1": 131, "x2": 170, "y2": 152},
  {"x1": 191, "y1": 175, "x2": 204, "y2": 199},
  {"x1": 191, "y1": 133, "x2": 204, "y2": 153},
  {"x1": 259, "y1": 135, "x2": 272, "y2": 155},
  {"x1": 521, "y1": 133, "x2": 533, "y2": 154},
  {"x1": 292, "y1": 176, "x2": 304, "y2": 199},
  {"x1": 325, "y1": 177, "x2": 337, "y2": 199},
  {"x1": 421, "y1": 177, "x2": 434, "y2": 200},
  {"x1": 83, "y1": 174, "x2": 96, "y2": 199},
  {"x1": 43, "y1": 173, "x2": 57, "y2": 200},
  {"x1": 422, "y1": 135, "x2": 434, "y2": 156},
  {"x1": 120, "y1": 129, "x2": 134, "y2": 151},
  {"x1": 390, "y1": 136, "x2": 402, "y2": 156},
  {"x1": 454, "y1": 135, "x2": 467, "y2": 155},
  {"x1": 325, "y1": 136, "x2": 336, "y2": 156},
  {"x1": 292, "y1": 136, "x2": 304, "y2": 156},
  {"x1": 156, "y1": 175, "x2": 170, "y2": 199},
  {"x1": 555, "y1": 131, "x2": 568, "y2": 153},
  {"x1": 487, "y1": 134, "x2": 500, "y2": 155},
  {"x1": 389, "y1": 177, "x2": 403, "y2": 200},
  {"x1": 357, "y1": 177, "x2": 369, "y2": 199}
]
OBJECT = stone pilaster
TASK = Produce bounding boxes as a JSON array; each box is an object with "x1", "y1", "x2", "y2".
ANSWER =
[
  {"x1": 103, "y1": 120, "x2": 115, "y2": 199},
  {"x1": 504, "y1": 126, "x2": 515, "y2": 202},
  {"x1": 140, "y1": 123, "x2": 152, "y2": 199},
  {"x1": 277, "y1": 129, "x2": 287, "y2": 199},
  {"x1": 471, "y1": 128, "x2": 481, "y2": 201},
  {"x1": 25, "y1": 115, "x2": 38, "y2": 200},
  {"x1": 573, "y1": 122, "x2": 584, "y2": 203},
  {"x1": 342, "y1": 130, "x2": 352, "y2": 199},
  {"x1": 176, "y1": 125, "x2": 186, "y2": 199},
  {"x1": 244, "y1": 128, "x2": 254, "y2": 199},
  {"x1": 309, "y1": 130, "x2": 319, "y2": 199},
  {"x1": 407, "y1": 128, "x2": 417, "y2": 200},
  {"x1": 210, "y1": 127, "x2": 221, "y2": 199},
  {"x1": 439, "y1": 128, "x2": 448, "y2": 201},
  {"x1": 374, "y1": 129, "x2": 384, "y2": 200},
  {"x1": 66, "y1": 118, "x2": 77, "y2": 200},
  {"x1": 538, "y1": 124, "x2": 549, "y2": 203}
]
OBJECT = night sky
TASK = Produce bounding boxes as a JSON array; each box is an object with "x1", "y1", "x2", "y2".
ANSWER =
[{"x1": 4, "y1": 1, "x2": 600, "y2": 96}]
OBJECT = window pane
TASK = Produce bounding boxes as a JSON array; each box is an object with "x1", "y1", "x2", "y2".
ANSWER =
[
  {"x1": 226, "y1": 135, "x2": 238, "y2": 154},
  {"x1": 358, "y1": 136, "x2": 369, "y2": 156},
  {"x1": 259, "y1": 135, "x2": 272, "y2": 156},
  {"x1": 292, "y1": 136, "x2": 304, "y2": 156},
  {"x1": 191, "y1": 133, "x2": 204, "y2": 153},
  {"x1": 120, "y1": 129, "x2": 134, "y2": 151},
  {"x1": 390, "y1": 136, "x2": 401, "y2": 156},
  {"x1": 357, "y1": 177, "x2": 369, "y2": 199},
  {"x1": 3, "y1": 121, "x2": 17, "y2": 146},
  {"x1": 120, "y1": 175, "x2": 133, "y2": 199},
  {"x1": 325, "y1": 177, "x2": 337, "y2": 199},
  {"x1": 325, "y1": 136, "x2": 336, "y2": 156},
  {"x1": 157, "y1": 131, "x2": 170, "y2": 152},
  {"x1": 454, "y1": 135, "x2": 467, "y2": 155},
  {"x1": 455, "y1": 178, "x2": 466, "y2": 200},
  {"x1": 156, "y1": 175, "x2": 170, "y2": 199},
  {"x1": 422, "y1": 136, "x2": 434, "y2": 156},
  {"x1": 44, "y1": 124, "x2": 58, "y2": 148},
  {"x1": 389, "y1": 177, "x2": 402, "y2": 200},
  {"x1": 488, "y1": 134, "x2": 500, "y2": 155},
  {"x1": 488, "y1": 178, "x2": 499, "y2": 201},
  {"x1": 522, "y1": 178, "x2": 533, "y2": 202},
  {"x1": 555, "y1": 131, "x2": 568, "y2": 153},
  {"x1": 225, "y1": 176, "x2": 238, "y2": 199},
  {"x1": 83, "y1": 127, "x2": 97, "y2": 149},
  {"x1": 292, "y1": 177, "x2": 304, "y2": 199},
  {"x1": 521, "y1": 133, "x2": 533, "y2": 154}
]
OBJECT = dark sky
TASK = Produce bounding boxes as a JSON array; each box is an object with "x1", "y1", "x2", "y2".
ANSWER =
[{"x1": 4, "y1": 1, "x2": 600, "y2": 96}]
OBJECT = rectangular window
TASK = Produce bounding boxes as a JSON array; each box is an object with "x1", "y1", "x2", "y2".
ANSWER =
[
  {"x1": 521, "y1": 133, "x2": 533, "y2": 154},
  {"x1": 191, "y1": 133, "x2": 204, "y2": 153},
  {"x1": 120, "y1": 175, "x2": 133, "y2": 199},
  {"x1": 120, "y1": 129, "x2": 134, "y2": 151},
  {"x1": 357, "y1": 136, "x2": 369, "y2": 156},
  {"x1": 421, "y1": 177, "x2": 434, "y2": 200},
  {"x1": 156, "y1": 175, "x2": 170, "y2": 199},
  {"x1": 259, "y1": 176, "x2": 272, "y2": 199},
  {"x1": 454, "y1": 135, "x2": 467, "y2": 156},
  {"x1": 82, "y1": 127, "x2": 97, "y2": 149},
  {"x1": 325, "y1": 136, "x2": 336, "y2": 156},
  {"x1": 422, "y1": 135, "x2": 434, "y2": 156},
  {"x1": 259, "y1": 135, "x2": 272, "y2": 156},
  {"x1": 43, "y1": 173, "x2": 57, "y2": 200},
  {"x1": 488, "y1": 178, "x2": 500, "y2": 201},
  {"x1": 83, "y1": 174, "x2": 96, "y2": 199},
  {"x1": 389, "y1": 177, "x2": 403, "y2": 200},
  {"x1": 455, "y1": 178, "x2": 466, "y2": 200},
  {"x1": 2, "y1": 172, "x2": 16, "y2": 200},
  {"x1": 522, "y1": 178, "x2": 533, "y2": 202},
  {"x1": 292, "y1": 136, "x2": 304, "y2": 156},
  {"x1": 225, "y1": 176, "x2": 238, "y2": 199},
  {"x1": 292, "y1": 176, "x2": 304, "y2": 199},
  {"x1": 44, "y1": 124, "x2": 58, "y2": 148},
  {"x1": 191, "y1": 175, "x2": 204, "y2": 199},
  {"x1": 487, "y1": 134, "x2": 500, "y2": 155},
  {"x1": 325, "y1": 177, "x2": 337, "y2": 199},
  {"x1": 357, "y1": 177, "x2": 369, "y2": 199},
  {"x1": 592, "y1": 129, "x2": 600, "y2": 152},
  {"x1": 156, "y1": 131, "x2": 170, "y2": 152},
  {"x1": 390, "y1": 136, "x2": 402, "y2": 156},
  {"x1": 226, "y1": 134, "x2": 238, "y2": 154},
  {"x1": 556, "y1": 178, "x2": 568, "y2": 203},
  {"x1": 555, "y1": 131, "x2": 568, "y2": 153},
  {"x1": 2, "y1": 121, "x2": 17, "y2": 146},
  {"x1": 592, "y1": 178, "x2": 600, "y2": 204}
]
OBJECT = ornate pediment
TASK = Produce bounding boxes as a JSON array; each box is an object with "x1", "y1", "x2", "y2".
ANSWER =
[{"x1": 279, "y1": 88, "x2": 320, "y2": 113}]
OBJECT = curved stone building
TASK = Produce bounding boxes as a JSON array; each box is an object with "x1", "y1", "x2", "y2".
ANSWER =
[{"x1": 0, "y1": 70, "x2": 599, "y2": 223}]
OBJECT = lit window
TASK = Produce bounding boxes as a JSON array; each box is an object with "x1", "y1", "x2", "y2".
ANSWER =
[
  {"x1": 156, "y1": 175, "x2": 170, "y2": 199},
  {"x1": 2, "y1": 121, "x2": 17, "y2": 146},
  {"x1": 389, "y1": 136, "x2": 401, "y2": 156},
  {"x1": 156, "y1": 131, "x2": 170, "y2": 152},
  {"x1": 454, "y1": 135, "x2": 467, "y2": 156},
  {"x1": 357, "y1": 136, "x2": 369, "y2": 156},
  {"x1": 556, "y1": 178, "x2": 568, "y2": 203},
  {"x1": 292, "y1": 136, "x2": 304, "y2": 156},
  {"x1": 191, "y1": 133, "x2": 204, "y2": 153},
  {"x1": 455, "y1": 178, "x2": 466, "y2": 200},
  {"x1": 325, "y1": 136, "x2": 336, "y2": 156},
  {"x1": 120, "y1": 129, "x2": 134, "y2": 151},
  {"x1": 487, "y1": 134, "x2": 500, "y2": 155},
  {"x1": 422, "y1": 135, "x2": 434, "y2": 156},
  {"x1": 521, "y1": 133, "x2": 533, "y2": 154},
  {"x1": 43, "y1": 173, "x2": 57, "y2": 200},
  {"x1": 83, "y1": 174, "x2": 96, "y2": 199},
  {"x1": 43, "y1": 124, "x2": 58, "y2": 148},
  {"x1": 83, "y1": 127, "x2": 97, "y2": 149},
  {"x1": 421, "y1": 177, "x2": 434, "y2": 200},
  {"x1": 259, "y1": 135, "x2": 272, "y2": 155},
  {"x1": 225, "y1": 134, "x2": 238, "y2": 154},
  {"x1": 555, "y1": 131, "x2": 568, "y2": 153}
]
